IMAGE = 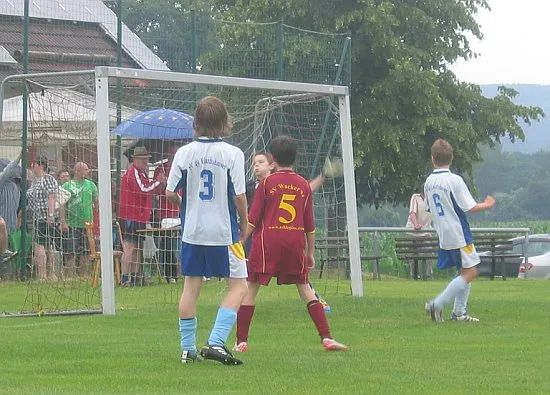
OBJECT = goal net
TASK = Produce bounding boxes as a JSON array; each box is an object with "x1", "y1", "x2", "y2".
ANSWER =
[{"x1": 0, "y1": 67, "x2": 360, "y2": 316}]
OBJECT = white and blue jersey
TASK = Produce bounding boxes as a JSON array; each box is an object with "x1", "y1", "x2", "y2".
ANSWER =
[
  {"x1": 424, "y1": 169, "x2": 477, "y2": 250},
  {"x1": 166, "y1": 137, "x2": 246, "y2": 246}
]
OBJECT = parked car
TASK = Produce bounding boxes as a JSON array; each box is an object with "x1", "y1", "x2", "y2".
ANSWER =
[
  {"x1": 477, "y1": 234, "x2": 550, "y2": 278},
  {"x1": 518, "y1": 251, "x2": 550, "y2": 279}
]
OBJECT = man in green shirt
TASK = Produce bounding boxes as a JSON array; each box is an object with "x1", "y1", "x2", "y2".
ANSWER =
[{"x1": 60, "y1": 162, "x2": 98, "y2": 275}]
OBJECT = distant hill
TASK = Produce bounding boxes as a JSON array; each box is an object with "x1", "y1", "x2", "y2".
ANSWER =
[{"x1": 481, "y1": 84, "x2": 550, "y2": 153}]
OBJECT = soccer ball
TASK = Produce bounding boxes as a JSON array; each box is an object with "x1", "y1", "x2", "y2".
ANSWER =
[{"x1": 323, "y1": 157, "x2": 344, "y2": 178}]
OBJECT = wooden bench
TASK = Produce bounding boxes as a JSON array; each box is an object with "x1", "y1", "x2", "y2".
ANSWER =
[
  {"x1": 475, "y1": 234, "x2": 522, "y2": 280},
  {"x1": 395, "y1": 233, "x2": 522, "y2": 280},
  {"x1": 317, "y1": 236, "x2": 387, "y2": 280},
  {"x1": 395, "y1": 233, "x2": 438, "y2": 280}
]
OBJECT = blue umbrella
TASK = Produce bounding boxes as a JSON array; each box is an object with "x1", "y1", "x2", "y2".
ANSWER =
[{"x1": 112, "y1": 108, "x2": 194, "y2": 139}]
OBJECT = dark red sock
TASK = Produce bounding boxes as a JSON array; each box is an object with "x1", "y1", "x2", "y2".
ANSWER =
[
  {"x1": 236, "y1": 305, "x2": 256, "y2": 344},
  {"x1": 307, "y1": 300, "x2": 331, "y2": 340}
]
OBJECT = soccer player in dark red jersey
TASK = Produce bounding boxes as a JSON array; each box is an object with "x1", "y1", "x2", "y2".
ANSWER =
[{"x1": 235, "y1": 136, "x2": 347, "y2": 353}]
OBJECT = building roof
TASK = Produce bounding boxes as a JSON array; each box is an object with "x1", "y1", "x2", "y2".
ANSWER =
[
  {"x1": 0, "y1": 0, "x2": 168, "y2": 70},
  {"x1": 0, "y1": 0, "x2": 169, "y2": 93}
]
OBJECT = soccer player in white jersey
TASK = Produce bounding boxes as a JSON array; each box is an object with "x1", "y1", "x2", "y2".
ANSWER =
[
  {"x1": 166, "y1": 96, "x2": 248, "y2": 365},
  {"x1": 424, "y1": 139, "x2": 495, "y2": 323}
]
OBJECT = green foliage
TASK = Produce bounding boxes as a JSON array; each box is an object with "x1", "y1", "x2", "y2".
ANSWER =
[
  {"x1": 2, "y1": 281, "x2": 550, "y2": 393},
  {"x1": 121, "y1": 0, "x2": 544, "y2": 206},
  {"x1": 358, "y1": 204, "x2": 408, "y2": 227},
  {"x1": 473, "y1": 146, "x2": 550, "y2": 222}
]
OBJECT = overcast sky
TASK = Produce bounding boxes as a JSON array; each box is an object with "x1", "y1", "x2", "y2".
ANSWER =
[{"x1": 452, "y1": 0, "x2": 550, "y2": 85}]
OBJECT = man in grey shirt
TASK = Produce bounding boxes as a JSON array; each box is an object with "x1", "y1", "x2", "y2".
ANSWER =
[{"x1": 0, "y1": 151, "x2": 21, "y2": 264}]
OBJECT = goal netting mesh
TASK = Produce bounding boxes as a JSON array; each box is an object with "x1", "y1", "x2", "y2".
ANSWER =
[{"x1": 0, "y1": 69, "x2": 356, "y2": 316}]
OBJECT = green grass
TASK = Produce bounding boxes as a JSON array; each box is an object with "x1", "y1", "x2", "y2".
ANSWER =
[{"x1": 1, "y1": 279, "x2": 549, "y2": 394}]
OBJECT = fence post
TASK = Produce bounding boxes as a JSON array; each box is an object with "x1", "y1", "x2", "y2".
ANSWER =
[
  {"x1": 115, "y1": 0, "x2": 123, "y2": 217},
  {"x1": 19, "y1": 0, "x2": 30, "y2": 279},
  {"x1": 373, "y1": 231, "x2": 380, "y2": 279},
  {"x1": 523, "y1": 230, "x2": 530, "y2": 279},
  {"x1": 276, "y1": 21, "x2": 284, "y2": 81},
  {"x1": 191, "y1": 9, "x2": 197, "y2": 73}
]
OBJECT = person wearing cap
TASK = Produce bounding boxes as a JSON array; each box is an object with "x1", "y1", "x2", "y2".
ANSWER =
[
  {"x1": 27, "y1": 157, "x2": 61, "y2": 281},
  {"x1": 118, "y1": 146, "x2": 166, "y2": 286}
]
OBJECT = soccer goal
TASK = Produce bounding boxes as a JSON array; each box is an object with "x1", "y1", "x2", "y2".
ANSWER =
[{"x1": 0, "y1": 67, "x2": 361, "y2": 317}]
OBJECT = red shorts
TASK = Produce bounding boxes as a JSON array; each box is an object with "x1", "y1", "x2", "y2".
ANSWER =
[
  {"x1": 247, "y1": 236, "x2": 308, "y2": 285},
  {"x1": 247, "y1": 269, "x2": 309, "y2": 285}
]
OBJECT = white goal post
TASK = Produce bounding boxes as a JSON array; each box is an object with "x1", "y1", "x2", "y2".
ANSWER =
[
  {"x1": 0, "y1": 66, "x2": 362, "y2": 316},
  {"x1": 95, "y1": 67, "x2": 362, "y2": 311}
]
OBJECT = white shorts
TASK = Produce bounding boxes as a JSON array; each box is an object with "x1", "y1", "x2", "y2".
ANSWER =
[{"x1": 437, "y1": 244, "x2": 480, "y2": 270}]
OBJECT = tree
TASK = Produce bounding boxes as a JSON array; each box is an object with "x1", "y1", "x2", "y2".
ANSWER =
[
  {"x1": 118, "y1": 0, "x2": 212, "y2": 73},
  {"x1": 122, "y1": 0, "x2": 545, "y2": 206}
]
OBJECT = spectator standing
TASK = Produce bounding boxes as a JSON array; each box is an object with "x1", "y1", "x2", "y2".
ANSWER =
[
  {"x1": 0, "y1": 152, "x2": 22, "y2": 234},
  {"x1": 27, "y1": 157, "x2": 59, "y2": 281},
  {"x1": 118, "y1": 147, "x2": 165, "y2": 286},
  {"x1": 154, "y1": 142, "x2": 182, "y2": 283},
  {"x1": 60, "y1": 162, "x2": 98, "y2": 276},
  {"x1": 405, "y1": 188, "x2": 434, "y2": 278},
  {"x1": 57, "y1": 169, "x2": 70, "y2": 186},
  {"x1": 0, "y1": 152, "x2": 22, "y2": 272}
]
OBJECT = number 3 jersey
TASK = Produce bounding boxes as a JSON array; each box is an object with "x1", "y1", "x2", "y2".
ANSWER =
[
  {"x1": 166, "y1": 138, "x2": 246, "y2": 246},
  {"x1": 424, "y1": 169, "x2": 477, "y2": 250},
  {"x1": 247, "y1": 170, "x2": 315, "y2": 273}
]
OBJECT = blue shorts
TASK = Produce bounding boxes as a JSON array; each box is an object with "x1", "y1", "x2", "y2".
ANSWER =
[
  {"x1": 438, "y1": 244, "x2": 480, "y2": 270},
  {"x1": 181, "y1": 242, "x2": 247, "y2": 279}
]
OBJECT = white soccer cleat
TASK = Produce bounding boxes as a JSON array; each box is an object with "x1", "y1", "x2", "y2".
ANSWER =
[
  {"x1": 451, "y1": 312, "x2": 480, "y2": 322},
  {"x1": 322, "y1": 338, "x2": 348, "y2": 351}
]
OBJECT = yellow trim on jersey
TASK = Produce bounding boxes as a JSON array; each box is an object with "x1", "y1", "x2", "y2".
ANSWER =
[
  {"x1": 462, "y1": 244, "x2": 475, "y2": 254},
  {"x1": 230, "y1": 242, "x2": 246, "y2": 261},
  {"x1": 247, "y1": 222, "x2": 256, "y2": 228}
]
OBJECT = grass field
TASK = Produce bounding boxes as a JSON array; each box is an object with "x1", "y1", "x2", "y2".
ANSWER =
[{"x1": 1, "y1": 279, "x2": 549, "y2": 394}]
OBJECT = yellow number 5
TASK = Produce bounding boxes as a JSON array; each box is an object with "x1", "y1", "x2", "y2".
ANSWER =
[{"x1": 278, "y1": 194, "x2": 296, "y2": 224}]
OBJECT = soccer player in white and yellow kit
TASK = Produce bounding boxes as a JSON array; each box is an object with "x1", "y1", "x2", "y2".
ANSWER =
[{"x1": 424, "y1": 139, "x2": 495, "y2": 322}]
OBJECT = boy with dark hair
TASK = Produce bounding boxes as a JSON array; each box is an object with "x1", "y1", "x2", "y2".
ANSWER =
[
  {"x1": 236, "y1": 135, "x2": 347, "y2": 352},
  {"x1": 424, "y1": 138, "x2": 496, "y2": 322},
  {"x1": 166, "y1": 96, "x2": 248, "y2": 366}
]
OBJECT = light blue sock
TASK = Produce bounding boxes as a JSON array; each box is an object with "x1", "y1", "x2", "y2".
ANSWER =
[
  {"x1": 207, "y1": 307, "x2": 237, "y2": 347},
  {"x1": 453, "y1": 281, "x2": 472, "y2": 316},
  {"x1": 179, "y1": 317, "x2": 197, "y2": 355},
  {"x1": 434, "y1": 276, "x2": 467, "y2": 311}
]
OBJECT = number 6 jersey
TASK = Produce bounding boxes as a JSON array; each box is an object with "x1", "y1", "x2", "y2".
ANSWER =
[
  {"x1": 424, "y1": 169, "x2": 477, "y2": 250},
  {"x1": 166, "y1": 138, "x2": 246, "y2": 246}
]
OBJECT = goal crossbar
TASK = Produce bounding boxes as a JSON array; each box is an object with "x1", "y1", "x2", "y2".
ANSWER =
[
  {"x1": 96, "y1": 66, "x2": 349, "y2": 96},
  {"x1": 1, "y1": 67, "x2": 362, "y2": 316}
]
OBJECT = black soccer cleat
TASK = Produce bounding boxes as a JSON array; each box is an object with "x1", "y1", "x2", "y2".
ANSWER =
[
  {"x1": 200, "y1": 344, "x2": 243, "y2": 366},
  {"x1": 181, "y1": 350, "x2": 203, "y2": 364}
]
